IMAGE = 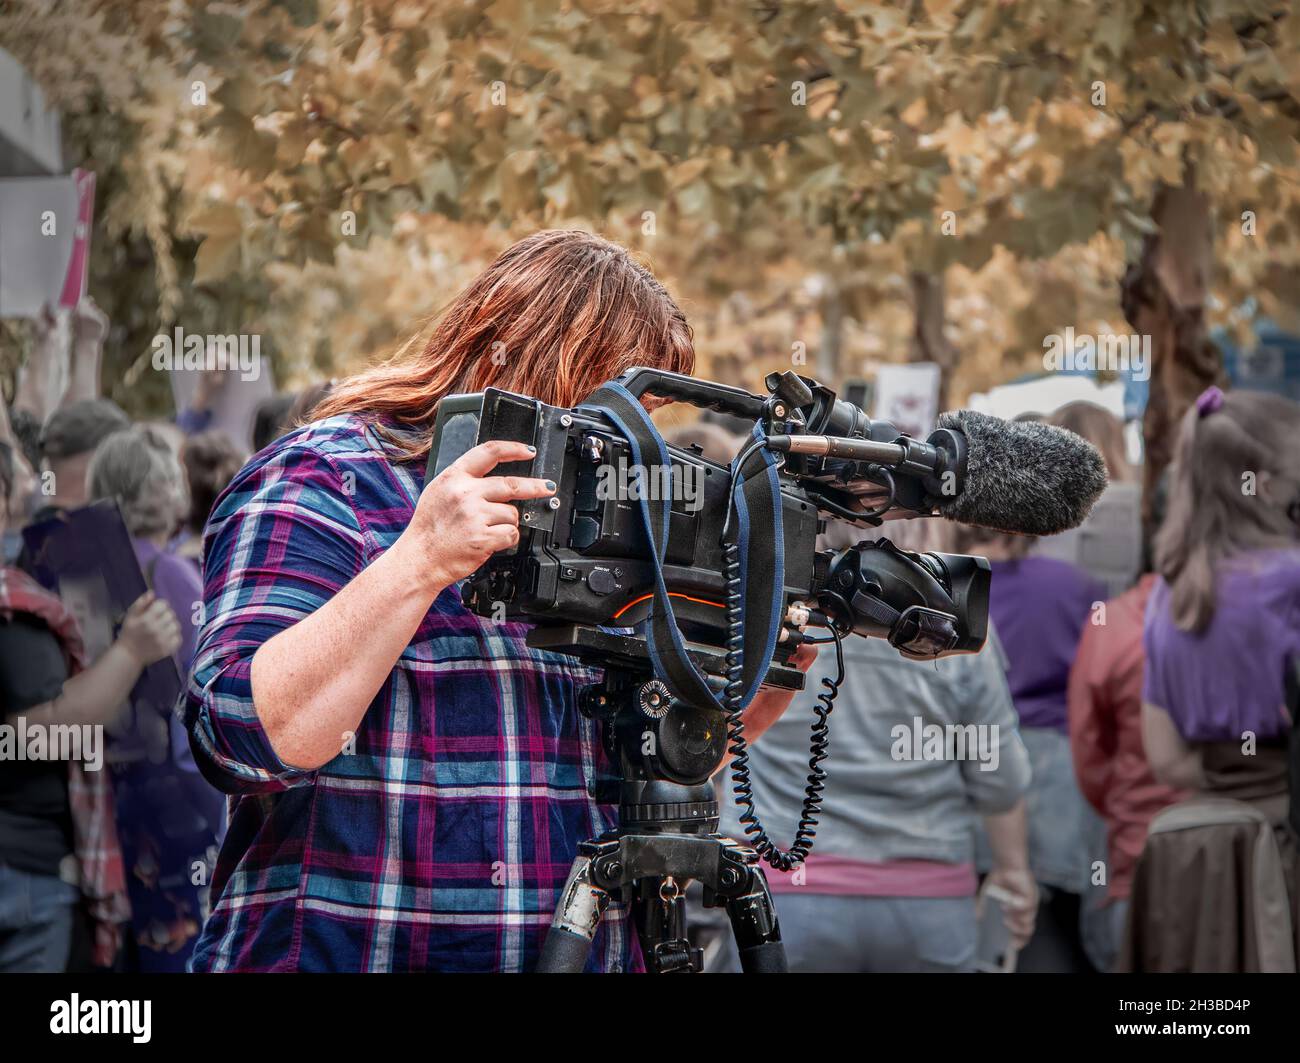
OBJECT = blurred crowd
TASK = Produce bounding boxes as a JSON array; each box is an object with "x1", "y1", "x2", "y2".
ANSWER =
[
  {"x1": 0, "y1": 299, "x2": 328, "y2": 971},
  {"x1": 1, "y1": 298, "x2": 1298, "y2": 973},
  {"x1": 679, "y1": 386, "x2": 1300, "y2": 974}
]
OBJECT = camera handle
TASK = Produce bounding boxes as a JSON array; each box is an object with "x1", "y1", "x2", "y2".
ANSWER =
[{"x1": 609, "y1": 367, "x2": 771, "y2": 420}]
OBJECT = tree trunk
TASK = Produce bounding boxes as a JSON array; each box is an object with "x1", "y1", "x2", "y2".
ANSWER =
[
  {"x1": 817, "y1": 276, "x2": 844, "y2": 385},
  {"x1": 910, "y1": 270, "x2": 959, "y2": 411},
  {"x1": 1120, "y1": 175, "x2": 1226, "y2": 539}
]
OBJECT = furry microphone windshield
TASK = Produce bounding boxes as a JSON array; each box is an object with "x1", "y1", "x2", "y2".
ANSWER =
[{"x1": 933, "y1": 409, "x2": 1108, "y2": 536}]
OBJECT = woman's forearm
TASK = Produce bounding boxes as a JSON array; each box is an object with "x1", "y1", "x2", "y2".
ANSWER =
[
  {"x1": 1152, "y1": 744, "x2": 1205, "y2": 790},
  {"x1": 715, "y1": 644, "x2": 819, "y2": 771},
  {"x1": 250, "y1": 533, "x2": 449, "y2": 772},
  {"x1": 246, "y1": 439, "x2": 555, "y2": 773},
  {"x1": 1141, "y1": 701, "x2": 1205, "y2": 791},
  {"x1": 64, "y1": 336, "x2": 103, "y2": 405},
  {"x1": 14, "y1": 319, "x2": 65, "y2": 422},
  {"x1": 984, "y1": 800, "x2": 1030, "y2": 870},
  {"x1": 23, "y1": 642, "x2": 145, "y2": 730}
]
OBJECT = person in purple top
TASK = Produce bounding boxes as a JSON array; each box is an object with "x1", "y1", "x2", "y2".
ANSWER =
[
  {"x1": 1134, "y1": 386, "x2": 1300, "y2": 968},
  {"x1": 88, "y1": 427, "x2": 203, "y2": 670},
  {"x1": 1142, "y1": 385, "x2": 1300, "y2": 796},
  {"x1": 986, "y1": 553, "x2": 1108, "y2": 733},
  {"x1": 87, "y1": 424, "x2": 225, "y2": 971}
]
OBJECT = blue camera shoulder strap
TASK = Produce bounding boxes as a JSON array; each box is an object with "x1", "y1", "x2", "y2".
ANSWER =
[{"x1": 581, "y1": 382, "x2": 785, "y2": 713}]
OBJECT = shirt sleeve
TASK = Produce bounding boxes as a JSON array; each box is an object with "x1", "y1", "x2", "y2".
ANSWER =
[
  {"x1": 955, "y1": 626, "x2": 1031, "y2": 813},
  {"x1": 1139, "y1": 587, "x2": 1167, "y2": 712},
  {"x1": 182, "y1": 440, "x2": 368, "y2": 795},
  {"x1": 1068, "y1": 617, "x2": 1114, "y2": 813}
]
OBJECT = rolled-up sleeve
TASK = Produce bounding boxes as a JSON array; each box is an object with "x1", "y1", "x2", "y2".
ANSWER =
[{"x1": 183, "y1": 440, "x2": 367, "y2": 795}]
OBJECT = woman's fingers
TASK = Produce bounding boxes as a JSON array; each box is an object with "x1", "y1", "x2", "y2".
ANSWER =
[
  {"x1": 449, "y1": 440, "x2": 537, "y2": 478},
  {"x1": 125, "y1": 591, "x2": 156, "y2": 619},
  {"x1": 478, "y1": 475, "x2": 556, "y2": 503},
  {"x1": 148, "y1": 601, "x2": 178, "y2": 625},
  {"x1": 483, "y1": 524, "x2": 521, "y2": 552},
  {"x1": 480, "y1": 502, "x2": 521, "y2": 527}
]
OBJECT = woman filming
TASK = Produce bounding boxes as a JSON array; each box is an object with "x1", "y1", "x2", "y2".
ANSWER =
[{"x1": 184, "y1": 231, "x2": 806, "y2": 972}]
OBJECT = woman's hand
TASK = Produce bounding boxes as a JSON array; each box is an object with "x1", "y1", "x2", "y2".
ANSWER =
[
  {"x1": 724, "y1": 641, "x2": 819, "y2": 752},
  {"x1": 985, "y1": 868, "x2": 1039, "y2": 950},
  {"x1": 400, "y1": 439, "x2": 557, "y2": 594},
  {"x1": 71, "y1": 296, "x2": 110, "y2": 352},
  {"x1": 117, "y1": 591, "x2": 182, "y2": 667},
  {"x1": 27, "y1": 591, "x2": 181, "y2": 730}
]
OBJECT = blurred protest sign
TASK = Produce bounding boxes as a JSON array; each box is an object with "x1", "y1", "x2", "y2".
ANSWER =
[
  {"x1": 0, "y1": 168, "x2": 94, "y2": 317},
  {"x1": 20, "y1": 499, "x2": 181, "y2": 764},
  {"x1": 872, "y1": 362, "x2": 941, "y2": 438},
  {"x1": 167, "y1": 361, "x2": 274, "y2": 453}
]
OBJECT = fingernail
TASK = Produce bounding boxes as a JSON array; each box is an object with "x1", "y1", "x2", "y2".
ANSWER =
[
  {"x1": 545, "y1": 480, "x2": 556, "y2": 491},
  {"x1": 527, "y1": 445, "x2": 536, "y2": 454}
]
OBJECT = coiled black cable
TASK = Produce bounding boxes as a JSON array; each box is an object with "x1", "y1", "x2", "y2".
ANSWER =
[{"x1": 721, "y1": 440, "x2": 845, "y2": 871}]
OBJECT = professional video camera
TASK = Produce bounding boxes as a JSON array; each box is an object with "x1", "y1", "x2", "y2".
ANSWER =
[{"x1": 426, "y1": 366, "x2": 1106, "y2": 973}]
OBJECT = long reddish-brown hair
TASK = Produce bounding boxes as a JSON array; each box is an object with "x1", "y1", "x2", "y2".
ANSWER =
[{"x1": 311, "y1": 230, "x2": 695, "y2": 460}]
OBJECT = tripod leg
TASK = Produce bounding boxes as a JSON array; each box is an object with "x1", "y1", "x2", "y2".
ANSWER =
[
  {"x1": 536, "y1": 852, "x2": 612, "y2": 973},
  {"x1": 723, "y1": 865, "x2": 788, "y2": 973}
]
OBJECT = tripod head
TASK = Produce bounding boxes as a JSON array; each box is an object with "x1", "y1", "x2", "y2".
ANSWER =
[{"x1": 572, "y1": 634, "x2": 804, "y2": 834}]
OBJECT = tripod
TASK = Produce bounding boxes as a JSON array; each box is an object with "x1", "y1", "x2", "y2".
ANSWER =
[{"x1": 536, "y1": 663, "x2": 790, "y2": 974}]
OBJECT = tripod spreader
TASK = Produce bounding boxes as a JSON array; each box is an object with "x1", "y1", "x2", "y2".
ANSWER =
[{"x1": 536, "y1": 827, "x2": 787, "y2": 973}]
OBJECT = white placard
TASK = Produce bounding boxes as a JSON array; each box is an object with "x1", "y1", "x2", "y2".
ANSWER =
[
  {"x1": 872, "y1": 362, "x2": 942, "y2": 439},
  {"x1": 0, "y1": 169, "x2": 94, "y2": 317}
]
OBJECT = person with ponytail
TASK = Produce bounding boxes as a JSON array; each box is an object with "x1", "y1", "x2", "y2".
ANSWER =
[
  {"x1": 182, "y1": 231, "x2": 808, "y2": 972},
  {"x1": 1129, "y1": 386, "x2": 1300, "y2": 970}
]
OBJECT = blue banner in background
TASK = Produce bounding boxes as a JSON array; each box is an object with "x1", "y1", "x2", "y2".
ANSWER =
[
  {"x1": 1122, "y1": 371, "x2": 1149, "y2": 422},
  {"x1": 1118, "y1": 320, "x2": 1300, "y2": 423},
  {"x1": 1218, "y1": 320, "x2": 1300, "y2": 402}
]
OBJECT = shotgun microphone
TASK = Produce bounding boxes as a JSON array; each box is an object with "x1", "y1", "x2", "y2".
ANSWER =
[{"x1": 768, "y1": 409, "x2": 1107, "y2": 537}]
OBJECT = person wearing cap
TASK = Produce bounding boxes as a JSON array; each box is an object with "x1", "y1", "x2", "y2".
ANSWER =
[{"x1": 31, "y1": 399, "x2": 130, "y2": 525}]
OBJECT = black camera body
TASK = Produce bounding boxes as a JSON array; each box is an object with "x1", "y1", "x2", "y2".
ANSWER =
[
  {"x1": 427, "y1": 368, "x2": 990, "y2": 680},
  {"x1": 432, "y1": 386, "x2": 816, "y2": 652},
  {"x1": 426, "y1": 367, "x2": 994, "y2": 903}
]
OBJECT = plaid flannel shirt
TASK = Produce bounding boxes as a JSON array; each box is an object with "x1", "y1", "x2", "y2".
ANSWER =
[
  {"x1": 0, "y1": 566, "x2": 130, "y2": 966},
  {"x1": 184, "y1": 415, "x2": 636, "y2": 972}
]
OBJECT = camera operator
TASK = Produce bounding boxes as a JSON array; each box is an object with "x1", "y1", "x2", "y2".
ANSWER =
[{"x1": 182, "y1": 231, "x2": 811, "y2": 972}]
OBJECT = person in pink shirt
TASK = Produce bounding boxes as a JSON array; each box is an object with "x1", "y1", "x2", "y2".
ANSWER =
[{"x1": 1068, "y1": 568, "x2": 1186, "y2": 972}]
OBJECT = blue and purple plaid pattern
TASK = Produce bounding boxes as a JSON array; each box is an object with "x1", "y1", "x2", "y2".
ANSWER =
[{"x1": 184, "y1": 415, "x2": 635, "y2": 972}]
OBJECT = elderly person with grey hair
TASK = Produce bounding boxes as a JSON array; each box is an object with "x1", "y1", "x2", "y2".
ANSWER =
[
  {"x1": 86, "y1": 424, "x2": 224, "y2": 972},
  {"x1": 88, "y1": 426, "x2": 199, "y2": 669}
]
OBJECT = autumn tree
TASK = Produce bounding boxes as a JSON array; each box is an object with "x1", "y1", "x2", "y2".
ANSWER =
[{"x1": 3, "y1": 0, "x2": 1300, "y2": 494}]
